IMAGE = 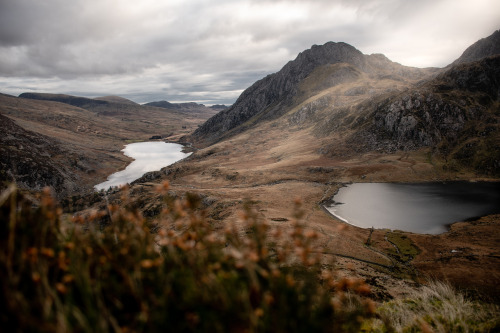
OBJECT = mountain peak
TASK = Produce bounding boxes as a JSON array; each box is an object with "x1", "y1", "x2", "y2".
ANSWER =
[
  {"x1": 191, "y1": 41, "x2": 372, "y2": 145},
  {"x1": 191, "y1": 40, "x2": 431, "y2": 146},
  {"x1": 285, "y1": 42, "x2": 366, "y2": 76}
]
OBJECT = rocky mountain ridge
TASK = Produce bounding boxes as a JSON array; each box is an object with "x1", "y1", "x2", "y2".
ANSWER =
[
  {"x1": 191, "y1": 42, "x2": 435, "y2": 146},
  {"x1": 190, "y1": 30, "x2": 500, "y2": 175},
  {"x1": 314, "y1": 55, "x2": 500, "y2": 175}
]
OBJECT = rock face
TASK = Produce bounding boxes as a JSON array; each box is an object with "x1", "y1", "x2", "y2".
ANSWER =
[
  {"x1": 360, "y1": 55, "x2": 500, "y2": 174},
  {"x1": 367, "y1": 56, "x2": 500, "y2": 147}
]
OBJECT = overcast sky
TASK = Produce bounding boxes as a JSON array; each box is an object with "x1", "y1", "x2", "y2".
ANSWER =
[{"x1": 0, "y1": 0, "x2": 499, "y2": 105}]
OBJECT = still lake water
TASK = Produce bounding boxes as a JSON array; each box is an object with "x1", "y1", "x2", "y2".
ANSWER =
[
  {"x1": 95, "y1": 142, "x2": 191, "y2": 191},
  {"x1": 324, "y1": 182, "x2": 500, "y2": 234}
]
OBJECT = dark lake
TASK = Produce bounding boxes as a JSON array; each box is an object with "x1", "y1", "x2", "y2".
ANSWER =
[{"x1": 324, "y1": 182, "x2": 500, "y2": 234}]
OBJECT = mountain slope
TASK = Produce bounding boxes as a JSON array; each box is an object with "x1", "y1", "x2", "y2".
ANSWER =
[
  {"x1": 452, "y1": 29, "x2": 500, "y2": 65},
  {"x1": 19, "y1": 93, "x2": 109, "y2": 109},
  {"x1": 189, "y1": 32, "x2": 499, "y2": 176}
]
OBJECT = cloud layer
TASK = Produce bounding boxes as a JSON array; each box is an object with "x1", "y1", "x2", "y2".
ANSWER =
[{"x1": 1, "y1": 0, "x2": 499, "y2": 104}]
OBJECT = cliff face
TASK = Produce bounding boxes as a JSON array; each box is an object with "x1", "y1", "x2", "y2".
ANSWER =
[
  {"x1": 366, "y1": 56, "x2": 499, "y2": 144},
  {"x1": 363, "y1": 56, "x2": 500, "y2": 174}
]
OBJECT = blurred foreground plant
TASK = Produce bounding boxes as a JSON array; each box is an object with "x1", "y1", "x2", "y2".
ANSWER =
[
  {"x1": 0, "y1": 183, "x2": 375, "y2": 332},
  {"x1": 369, "y1": 280, "x2": 500, "y2": 333}
]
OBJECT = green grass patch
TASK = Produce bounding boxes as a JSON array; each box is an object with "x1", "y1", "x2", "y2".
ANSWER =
[{"x1": 386, "y1": 231, "x2": 419, "y2": 263}]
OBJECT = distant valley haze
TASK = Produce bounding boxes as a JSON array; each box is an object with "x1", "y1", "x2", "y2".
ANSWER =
[{"x1": 0, "y1": 0, "x2": 499, "y2": 105}]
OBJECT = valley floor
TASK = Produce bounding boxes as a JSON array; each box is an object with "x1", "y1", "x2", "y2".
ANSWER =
[{"x1": 124, "y1": 124, "x2": 500, "y2": 302}]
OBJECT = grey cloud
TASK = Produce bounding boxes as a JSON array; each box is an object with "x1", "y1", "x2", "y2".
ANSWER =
[{"x1": 0, "y1": 0, "x2": 499, "y2": 105}]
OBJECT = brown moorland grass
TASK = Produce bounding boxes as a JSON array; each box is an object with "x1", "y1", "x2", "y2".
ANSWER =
[
  {"x1": 0, "y1": 184, "x2": 376, "y2": 332},
  {"x1": 2, "y1": 184, "x2": 499, "y2": 332}
]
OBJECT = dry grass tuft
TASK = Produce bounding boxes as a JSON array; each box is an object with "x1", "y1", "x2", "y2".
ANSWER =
[{"x1": 371, "y1": 280, "x2": 500, "y2": 332}]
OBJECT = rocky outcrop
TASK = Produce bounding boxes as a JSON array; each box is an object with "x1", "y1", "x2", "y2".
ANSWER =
[
  {"x1": 338, "y1": 55, "x2": 500, "y2": 175},
  {"x1": 368, "y1": 56, "x2": 500, "y2": 147},
  {"x1": 438, "y1": 55, "x2": 500, "y2": 99},
  {"x1": 367, "y1": 92, "x2": 478, "y2": 150}
]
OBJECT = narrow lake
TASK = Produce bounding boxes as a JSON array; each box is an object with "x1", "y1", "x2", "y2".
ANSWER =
[
  {"x1": 95, "y1": 142, "x2": 191, "y2": 191},
  {"x1": 324, "y1": 182, "x2": 500, "y2": 234}
]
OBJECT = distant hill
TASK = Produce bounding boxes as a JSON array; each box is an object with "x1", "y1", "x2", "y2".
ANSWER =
[
  {"x1": 94, "y1": 95, "x2": 139, "y2": 105},
  {"x1": 144, "y1": 100, "x2": 221, "y2": 118},
  {"x1": 210, "y1": 104, "x2": 229, "y2": 110},
  {"x1": 144, "y1": 100, "x2": 178, "y2": 109},
  {"x1": 19, "y1": 92, "x2": 109, "y2": 109}
]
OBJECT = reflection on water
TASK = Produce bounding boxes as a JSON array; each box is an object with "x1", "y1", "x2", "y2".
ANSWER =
[
  {"x1": 95, "y1": 142, "x2": 191, "y2": 191},
  {"x1": 325, "y1": 182, "x2": 500, "y2": 234}
]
